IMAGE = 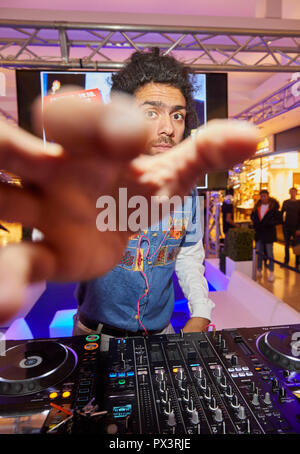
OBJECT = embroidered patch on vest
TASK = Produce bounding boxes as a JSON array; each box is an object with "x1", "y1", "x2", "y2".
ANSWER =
[
  {"x1": 118, "y1": 248, "x2": 136, "y2": 270},
  {"x1": 134, "y1": 248, "x2": 144, "y2": 272},
  {"x1": 153, "y1": 246, "x2": 168, "y2": 267}
]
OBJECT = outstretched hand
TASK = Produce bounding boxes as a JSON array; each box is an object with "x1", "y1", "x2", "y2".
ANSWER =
[{"x1": 0, "y1": 95, "x2": 259, "y2": 321}]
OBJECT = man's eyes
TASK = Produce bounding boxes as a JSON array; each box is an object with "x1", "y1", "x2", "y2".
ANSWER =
[
  {"x1": 172, "y1": 112, "x2": 185, "y2": 121},
  {"x1": 144, "y1": 111, "x2": 185, "y2": 120},
  {"x1": 144, "y1": 110, "x2": 158, "y2": 119}
]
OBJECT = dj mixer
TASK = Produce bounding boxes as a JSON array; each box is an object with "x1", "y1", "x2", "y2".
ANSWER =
[{"x1": 0, "y1": 325, "x2": 300, "y2": 434}]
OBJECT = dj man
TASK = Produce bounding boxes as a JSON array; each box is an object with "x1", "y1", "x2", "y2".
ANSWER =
[
  {"x1": 0, "y1": 52, "x2": 258, "y2": 327},
  {"x1": 73, "y1": 49, "x2": 214, "y2": 347}
]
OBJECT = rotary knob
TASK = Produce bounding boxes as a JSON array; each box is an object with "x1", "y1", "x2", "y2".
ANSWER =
[
  {"x1": 231, "y1": 394, "x2": 240, "y2": 409},
  {"x1": 220, "y1": 375, "x2": 227, "y2": 388},
  {"x1": 157, "y1": 370, "x2": 165, "y2": 382},
  {"x1": 214, "y1": 408, "x2": 223, "y2": 423},
  {"x1": 225, "y1": 385, "x2": 234, "y2": 398},
  {"x1": 191, "y1": 409, "x2": 199, "y2": 425},
  {"x1": 161, "y1": 390, "x2": 169, "y2": 404},
  {"x1": 164, "y1": 400, "x2": 173, "y2": 415},
  {"x1": 237, "y1": 405, "x2": 247, "y2": 420},
  {"x1": 159, "y1": 380, "x2": 167, "y2": 393},
  {"x1": 183, "y1": 387, "x2": 190, "y2": 402},
  {"x1": 204, "y1": 387, "x2": 212, "y2": 400},
  {"x1": 214, "y1": 365, "x2": 223, "y2": 378},
  {"x1": 176, "y1": 369, "x2": 185, "y2": 381},
  {"x1": 167, "y1": 410, "x2": 176, "y2": 427},
  {"x1": 231, "y1": 355, "x2": 238, "y2": 366},
  {"x1": 263, "y1": 392, "x2": 272, "y2": 405},
  {"x1": 188, "y1": 397, "x2": 194, "y2": 412},
  {"x1": 195, "y1": 366, "x2": 204, "y2": 380},
  {"x1": 279, "y1": 387, "x2": 286, "y2": 400},
  {"x1": 200, "y1": 377, "x2": 207, "y2": 390},
  {"x1": 209, "y1": 397, "x2": 218, "y2": 411},
  {"x1": 251, "y1": 393, "x2": 259, "y2": 406},
  {"x1": 271, "y1": 378, "x2": 279, "y2": 392}
]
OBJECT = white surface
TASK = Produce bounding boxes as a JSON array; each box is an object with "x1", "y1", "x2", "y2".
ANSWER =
[
  {"x1": 4, "y1": 318, "x2": 33, "y2": 340},
  {"x1": 225, "y1": 257, "x2": 253, "y2": 279},
  {"x1": 0, "y1": 282, "x2": 46, "y2": 329},
  {"x1": 49, "y1": 309, "x2": 77, "y2": 338},
  {"x1": 209, "y1": 269, "x2": 300, "y2": 330},
  {"x1": 204, "y1": 258, "x2": 229, "y2": 291}
]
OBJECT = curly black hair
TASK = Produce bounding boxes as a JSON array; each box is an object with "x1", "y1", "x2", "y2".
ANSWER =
[{"x1": 111, "y1": 48, "x2": 198, "y2": 138}]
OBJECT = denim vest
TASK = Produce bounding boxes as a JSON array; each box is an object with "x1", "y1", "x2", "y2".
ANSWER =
[{"x1": 76, "y1": 188, "x2": 200, "y2": 331}]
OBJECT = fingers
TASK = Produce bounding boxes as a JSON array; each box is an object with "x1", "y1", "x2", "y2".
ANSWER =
[
  {"x1": 129, "y1": 119, "x2": 259, "y2": 198},
  {"x1": 0, "y1": 182, "x2": 42, "y2": 228},
  {"x1": 192, "y1": 119, "x2": 260, "y2": 171},
  {"x1": 33, "y1": 92, "x2": 150, "y2": 160},
  {"x1": 0, "y1": 242, "x2": 56, "y2": 324},
  {"x1": 0, "y1": 119, "x2": 63, "y2": 183}
]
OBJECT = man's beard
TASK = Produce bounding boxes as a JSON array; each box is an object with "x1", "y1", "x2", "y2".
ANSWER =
[{"x1": 148, "y1": 136, "x2": 176, "y2": 154}]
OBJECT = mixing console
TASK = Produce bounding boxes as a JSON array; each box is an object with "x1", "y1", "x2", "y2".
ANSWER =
[
  {"x1": 1, "y1": 324, "x2": 300, "y2": 434},
  {"x1": 102, "y1": 324, "x2": 300, "y2": 434}
]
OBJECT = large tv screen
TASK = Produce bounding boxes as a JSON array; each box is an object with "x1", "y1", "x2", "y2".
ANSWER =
[{"x1": 16, "y1": 70, "x2": 228, "y2": 189}]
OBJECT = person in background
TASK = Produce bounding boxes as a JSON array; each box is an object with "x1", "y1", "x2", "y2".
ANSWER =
[
  {"x1": 222, "y1": 188, "x2": 238, "y2": 238},
  {"x1": 251, "y1": 189, "x2": 280, "y2": 282},
  {"x1": 281, "y1": 187, "x2": 300, "y2": 267}
]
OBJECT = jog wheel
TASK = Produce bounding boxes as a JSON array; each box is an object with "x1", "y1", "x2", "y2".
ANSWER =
[
  {"x1": 257, "y1": 329, "x2": 300, "y2": 371},
  {"x1": 0, "y1": 340, "x2": 77, "y2": 396}
]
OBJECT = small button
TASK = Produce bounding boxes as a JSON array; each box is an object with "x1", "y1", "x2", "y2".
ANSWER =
[
  {"x1": 49, "y1": 392, "x2": 58, "y2": 399},
  {"x1": 231, "y1": 373, "x2": 238, "y2": 378},
  {"x1": 109, "y1": 373, "x2": 117, "y2": 378},
  {"x1": 235, "y1": 367, "x2": 242, "y2": 372},
  {"x1": 135, "y1": 315, "x2": 139, "y2": 319},
  {"x1": 228, "y1": 368, "x2": 235, "y2": 372},
  {"x1": 86, "y1": 335, "x2": 100, "y2": 342},
  {"x1": 246, "y1": 372, "x2": 253, "y2": 377},
  {"x1": 239, "y1": 373, "x2": 246, "y2": 377},
  {"x1": 79, "y1": 388, "x2": 89, "y2": 393},
  {"x1": 77, "y1": 396, "x2": 89, "y2": 402},
  {"x1": 84, "y1": 343, "x2": 99, "y2": 351},
  {"x1": 79, "y1": 379, "x2": 91, "y2": 385},
  {"x1": 152, "y1": 233, "x2": 157, "y2": 237},
  {"x1": 242, "y1": 367, "x2": 249, "y2": 371}
]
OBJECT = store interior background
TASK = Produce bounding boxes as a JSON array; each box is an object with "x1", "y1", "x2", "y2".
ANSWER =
[{"x1": 0, "y1": 0, "x2": 300, "y2": 338}]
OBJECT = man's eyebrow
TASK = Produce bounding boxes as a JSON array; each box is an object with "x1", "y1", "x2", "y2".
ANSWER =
[{"x1": 140, "y1": 100, "x2": 186, "y2": 110}]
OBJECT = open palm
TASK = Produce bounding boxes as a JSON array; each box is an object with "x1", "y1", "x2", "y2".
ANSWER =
[{"x1": 0, "y1": 95, "x2": 259, "y2": 321}]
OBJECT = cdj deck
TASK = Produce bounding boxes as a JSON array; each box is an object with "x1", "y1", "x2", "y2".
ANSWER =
[{"x1": 0, "y1": 324, "x2": 300, "y2": 434}]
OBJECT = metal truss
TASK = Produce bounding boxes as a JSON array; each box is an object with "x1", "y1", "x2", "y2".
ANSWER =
[
  {"x1": 234, "y1": 76, "x2": 300, "y2": 124},
  {"x1": 205, "y1": 192, "x2": 222, "y2": 258},
  {"x1": 1, "y1": 19, "x2": 300, "y2": 71}
]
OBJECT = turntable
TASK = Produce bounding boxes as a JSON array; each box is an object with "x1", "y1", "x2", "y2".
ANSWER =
[
  {"x1": 257, "y1": 327, "x2": 300, "y2": 371},
  {"x1": 0, "y1": 340, "x2": 77, "y2": 396},
  {"x1": 0, "y1": 335, "x2": 102, "y2": 434}
]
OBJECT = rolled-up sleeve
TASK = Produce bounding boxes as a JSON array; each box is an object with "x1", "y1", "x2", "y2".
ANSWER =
[{"x1": 175, "y1": 238, "x2": 215, "y2": 321}]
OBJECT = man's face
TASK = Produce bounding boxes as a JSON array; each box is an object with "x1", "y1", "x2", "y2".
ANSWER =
[
  {"x1": 290, "y1": 188, "x2": 297, "y2": 199},
  {"x1": 260, "y1": 192, "x2": 269, "y2": 204},
  {"x1": 134, "y1": 82, "x2": 186, "y2": 155}
]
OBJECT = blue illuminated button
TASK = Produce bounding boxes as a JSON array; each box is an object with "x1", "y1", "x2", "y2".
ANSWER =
[
  {"x1": 109, "y1": 373, "x2": 117, "y2": 378},
  {"x1": 118, "y1": 372, "x2": 126, "y2": 377},
  {"x1": 127, "y1": 372, "x2": 134, "y2": 377},
  {"x1": 86, "y1": 335, "x2": 100, "y2": 342}
]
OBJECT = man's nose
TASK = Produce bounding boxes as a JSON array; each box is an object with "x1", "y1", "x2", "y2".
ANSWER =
[{"x1": 158, "y1": 114, "x2": 174, "y2": 136}]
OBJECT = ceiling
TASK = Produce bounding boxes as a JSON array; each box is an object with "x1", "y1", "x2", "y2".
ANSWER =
[{"x1": 1, "y1": 0, "x2": 300, "y2": 137}]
